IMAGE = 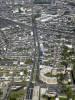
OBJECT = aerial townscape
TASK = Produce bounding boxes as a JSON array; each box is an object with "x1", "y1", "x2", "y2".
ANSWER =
[{"x1": 0, "y1": 0, "x2": 75, "y2": 100}]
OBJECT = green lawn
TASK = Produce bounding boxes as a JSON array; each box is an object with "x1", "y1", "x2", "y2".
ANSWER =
[
  {"x1": 72, "y1": 95, "x2": 75, "y2": 100},
  {"x1": 50, "y1": 97, "x2": 55, "y2": 100},
  {"x1": 44, "y1": 72, "x2": 57, "y2": 77},
  {"x1": 25, "y1": 59, "x2": 33, "y2": 64},
  {"x1": 59, "y1": 97, "x2": 67, "y2": 100},
  {"x1": 9, "y1": 89, "x2": 25, "y2": 100}
]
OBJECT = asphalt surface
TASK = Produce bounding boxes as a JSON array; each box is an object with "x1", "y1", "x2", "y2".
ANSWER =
[
  {"x1": 2, "y1": 82, "x2": 12, "y2": 100},
  {"x1": 26, "y1": 82, "x2": 34, "y2": 100},
  {"x1": 25, "y1": 10, "x2": 40, "y2": 100}
]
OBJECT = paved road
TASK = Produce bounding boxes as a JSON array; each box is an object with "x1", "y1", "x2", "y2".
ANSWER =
[
  {"x1": 1, "y1": 82, "x2": 12, "y2": 100},
  {"x1": 1, "y1": 72, "x2": 14, "y2": 100},
  {"x1": 25, "y1": 8, "x2": 40, "y2": 100},
  {"x1": 32, "y1": 86, "x2": 40, "y2": 100},
  {"x1": 26, "y1": 82, "x2": 34, "y2": 100}
]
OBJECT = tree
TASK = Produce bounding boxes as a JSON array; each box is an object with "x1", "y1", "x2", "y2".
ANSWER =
[
  {"x1": 24, "y1": 68, "x2": 28, "y2": 76},
  {"x1": 61, "y1": 45, "x2": 75, "y2": 68},
  {"x1": 65, "y1": 86, "x2": 73, "y2": 99},
  {"x1": 60, "y1": 61, "x2": 68, "y2": 68},
  {"x1": 57, "y1": 73, "x2": 65, "y2": 83},
  {"x1": 0, "y1": 89, "x2": 2, "y2": 96},
  {"x1": 18, "y1": 8, "x2": 22, "y2": 13},
  {"x1": 25, "y1": 59, "x2": 33, "y2": 64},
  {"x1": 10, "y1": 97, "x2": 16, "y2": 100}
]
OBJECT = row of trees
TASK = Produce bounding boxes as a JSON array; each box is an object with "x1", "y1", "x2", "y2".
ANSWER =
[
  {"x1": 58, "y1": 45, "x2": 75, "y2": 99},
  {"x1": 60, "y1": 45, "x2": 75, "y2": 81},
  {"x1": 61, "y1": 45, "x2": 75, "y2": 68}
]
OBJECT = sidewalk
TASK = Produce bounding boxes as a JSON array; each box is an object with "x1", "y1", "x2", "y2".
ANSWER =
[{"x1": 32, "y1": 86, "x2": 40, "y2": 100}]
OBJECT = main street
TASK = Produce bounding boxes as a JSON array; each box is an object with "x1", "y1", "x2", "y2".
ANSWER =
[{"x1": 25, "y1": 6, "x2": 40, "y2": 100}]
